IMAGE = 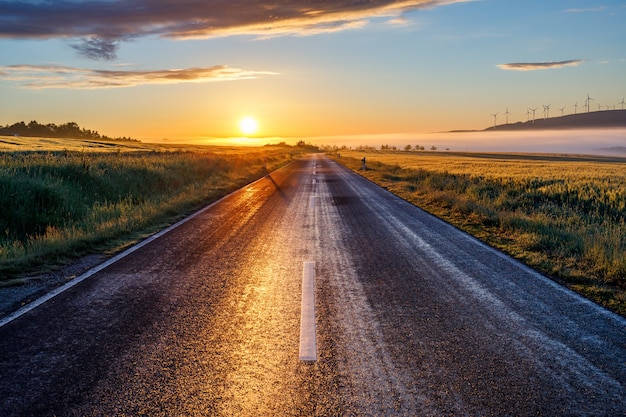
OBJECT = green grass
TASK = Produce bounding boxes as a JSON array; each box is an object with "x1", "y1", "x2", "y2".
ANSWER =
[
  {"x1": 331, "y1": 150, "x2": 626, "y2": 316},
  {"x1": 0, "y1": 140, "x2": 307, "y2": 280}
]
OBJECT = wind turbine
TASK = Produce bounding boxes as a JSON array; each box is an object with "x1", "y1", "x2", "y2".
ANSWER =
[
  {"x1": 526, "y1": 108, "x2": 531, "y2": 122},
  {"x1": 558, "y1": 106, "x2": 565, "y2": 116},
  {"x1": 585, "y1": 93, "x2": 593, "y2": 113},
  {"x1": 491, "y1": 112, "x2": 499, "y2": 129},
  {"x1": 620, "y1": 98, "x2": 625, "y2": 110},
  {"x1": 543, "y1": 104, "x2": 551, "y2": 119},
  {"x1": 530, "y1": 108, "x2": 538, "y2": 124},
  {"x1": 573, "y1": 102, "x2": 578, "y2": 114},
  {"x1": 504, "y1": 108, "x2": 511, "y2": 124}
]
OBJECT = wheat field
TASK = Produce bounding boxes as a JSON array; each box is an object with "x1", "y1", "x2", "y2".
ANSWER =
[
  {"x1": 0, "y1": 137, "x2": 303, "y2": 280},
  {"x1": 333, "y1": 150, "x2": 626, "y2": 315}
]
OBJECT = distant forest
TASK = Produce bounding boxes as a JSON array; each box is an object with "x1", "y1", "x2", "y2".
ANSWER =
[{"x1": 0, "y1": 121, "x2": 136, "y2": 141}]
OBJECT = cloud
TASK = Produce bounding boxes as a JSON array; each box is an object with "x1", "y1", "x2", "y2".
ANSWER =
[
  {"x1": 497, "y1": 60, "x2": 585, "y2": 71},
  {"x1": 0, "y1": 0, "x2": 473, "y2": 59},
  {"x1": 0, "y1": 64, "x2": 277, "y2": 89},
  {"x1": 565, "y1": 6, "x2": 607, "y2": 13},
  {"x1": 387, "y1": 16, "x2": 411, "y2": 26},
  {"x1": 70, "y1": 37, "x2": 119, "y2": 61}
]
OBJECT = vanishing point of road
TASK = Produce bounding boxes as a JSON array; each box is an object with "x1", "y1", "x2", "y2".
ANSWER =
[{"x1": 1, "y1": 154, "x2": 625, "y2": 416}]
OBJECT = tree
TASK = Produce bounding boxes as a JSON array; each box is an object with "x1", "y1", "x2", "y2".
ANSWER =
[
  {"x1": 0, "y1": 120, "x2": 135, "y2": 141},
  {"x1": 404, "y1": 144, "x2": 413, "y2": 151}
]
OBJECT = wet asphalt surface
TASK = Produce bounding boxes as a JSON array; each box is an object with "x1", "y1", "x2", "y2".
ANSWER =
[{"x1": 1, "y1": 154, "x2": 625, "y2": 416}]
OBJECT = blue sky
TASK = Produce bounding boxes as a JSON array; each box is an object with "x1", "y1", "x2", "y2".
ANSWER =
[{"x1": 0, "y1": 0, "x2": 624, "y2": 144}]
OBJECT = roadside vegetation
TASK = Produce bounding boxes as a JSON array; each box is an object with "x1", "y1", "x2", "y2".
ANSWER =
[
  {"x1": 331, "y1": 150, "x2": 626, "y2": 316},
  {"x1": 0, "y1": 137, "x2": 308, "y2": 282}
]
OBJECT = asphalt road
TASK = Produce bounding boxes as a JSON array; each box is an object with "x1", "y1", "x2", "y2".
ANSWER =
[{"x1": 1, "y1": 154, "x2": 625, "y2": 416}]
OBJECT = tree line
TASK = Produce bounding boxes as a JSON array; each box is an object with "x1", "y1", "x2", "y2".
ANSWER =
[
  {"x1": 321, "y1": 144, "x2": 443, "y2": 152},
  {"x1": 0, "y1": 120, "x2": 136, "y2": 142}
]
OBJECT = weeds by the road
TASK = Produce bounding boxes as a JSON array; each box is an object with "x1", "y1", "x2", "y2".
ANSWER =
[
  {"x1": 0, "y1": 145, "x2": 301, "y2": 279},
  {"x1": 332, "y1": 150, "x2": 626, "y2": 316}
]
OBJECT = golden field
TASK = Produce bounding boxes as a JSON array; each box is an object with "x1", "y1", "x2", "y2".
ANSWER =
[
  {"x1": 0, "y1": 136, "x2": 305, "y2": 281},
  {"x1": 333, "y1": 150, "x2": 626, "y2": 315}
]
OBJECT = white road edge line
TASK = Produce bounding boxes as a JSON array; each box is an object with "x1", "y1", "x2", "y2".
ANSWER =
[
  {"x1": 0, "y1": 172, "x2": 275, "y2": 329},
  {"x1": 299, "y1": 261, "x2": 317, "y2": 362}
]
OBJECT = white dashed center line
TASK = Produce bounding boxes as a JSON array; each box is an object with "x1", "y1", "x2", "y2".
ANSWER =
[{"x1": 299, "y1": 261, "x2": 317, "y2": 361}]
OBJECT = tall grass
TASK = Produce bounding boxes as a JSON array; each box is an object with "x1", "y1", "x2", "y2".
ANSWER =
[
  {"x1": 0, "y1": 147, "x2": 297, "y2": 278},
  {"x1": 332, "y1": 151, "x2": 626, "y2": 315}
]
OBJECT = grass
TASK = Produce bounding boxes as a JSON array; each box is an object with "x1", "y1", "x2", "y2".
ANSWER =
[
  {"x1": 331, "y1": 150, "x2": 626, "y2": 316},
  {"x1": 0, "y1": 136, "x2": 308, "y2": 280}
]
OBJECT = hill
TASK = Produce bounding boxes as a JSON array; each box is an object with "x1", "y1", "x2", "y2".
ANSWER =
[{"x1": 483, "y1": 109, "x2": 626, "y2": 131}]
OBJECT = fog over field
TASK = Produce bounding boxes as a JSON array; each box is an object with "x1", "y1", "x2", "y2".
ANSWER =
[{"x1": 311, "y1": 129, "x2": 626, "y2": 156}]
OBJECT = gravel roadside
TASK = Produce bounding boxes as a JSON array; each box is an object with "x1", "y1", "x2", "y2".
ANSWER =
[{"x1": 0, "y1": 254, "x2": 107, "y2": 320}]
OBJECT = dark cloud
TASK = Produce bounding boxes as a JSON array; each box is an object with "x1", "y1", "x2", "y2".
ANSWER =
[
  {"x1": 497, "y1": 60, "x2": 584, "y2": 71},
  {"x1": 71, "y1": 37, "x2": 119, "y2": 60},
  {"x1": 0, "y1": 1, "x2": 471, "y2": 59},
  {"x1": 0, "y1": 64, "x2": 278, "y2": 88}
]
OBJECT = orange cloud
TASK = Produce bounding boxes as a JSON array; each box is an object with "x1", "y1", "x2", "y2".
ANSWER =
[
  {"x1": 0, "y1": 0, "x2": 473, "y2": 60},
  {"x1": 0, "y1": 64, "x2": 277, "y2": 89},
  {"x1": 497, "y1": 60, "x2": 584, "y2": 71}
]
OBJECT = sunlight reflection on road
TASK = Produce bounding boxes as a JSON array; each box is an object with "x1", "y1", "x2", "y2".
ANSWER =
[{"x1": 218, "y1": 165, "x2": 315, "y2": 415}]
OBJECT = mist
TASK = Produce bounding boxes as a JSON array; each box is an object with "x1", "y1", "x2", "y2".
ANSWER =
[{"x1": 311, "y1": 129, "x2": 626, "y2": 156}]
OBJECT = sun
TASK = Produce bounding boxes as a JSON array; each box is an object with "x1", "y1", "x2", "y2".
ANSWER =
[{"x1": 239, "y1": 117, "x2": 258, "y2": 135}]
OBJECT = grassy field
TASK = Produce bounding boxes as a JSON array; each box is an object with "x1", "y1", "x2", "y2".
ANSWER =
[
  {"x1": 0, "y1": 136, "x2": 307, "y2": 282},
  {"x1": 332, "y1": 150, "x2": 626, "y2": 316}
]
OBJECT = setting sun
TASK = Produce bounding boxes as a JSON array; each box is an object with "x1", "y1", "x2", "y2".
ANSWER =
[{"x1": 239, "y1": 117, "x2": 258, "y2": 135}]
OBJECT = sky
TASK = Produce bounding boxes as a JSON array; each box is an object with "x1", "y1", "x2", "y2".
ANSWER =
[{"x1": 0, "y1": 0, "x2": 625, "y2": 147}]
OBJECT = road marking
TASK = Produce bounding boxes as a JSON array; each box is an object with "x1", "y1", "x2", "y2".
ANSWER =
[
  {"x1": 309, "y1": 196, "x2": 317, "y2": 208},
  {"x1": 299, "y1": 261, "x2": 317, "y2": 362}
]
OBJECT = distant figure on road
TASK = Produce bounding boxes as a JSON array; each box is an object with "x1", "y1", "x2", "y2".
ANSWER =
[{"x1": 361, "y1": 157, "x2": 366, "y2": 170}]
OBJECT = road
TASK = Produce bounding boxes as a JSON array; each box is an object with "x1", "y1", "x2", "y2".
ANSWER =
[{"x1": 1, "y1": 154, "x2": 625, "y2": 416}]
